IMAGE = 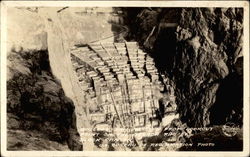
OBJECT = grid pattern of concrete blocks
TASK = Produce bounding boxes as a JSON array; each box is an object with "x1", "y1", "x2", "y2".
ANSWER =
[{"x1": 70, "y1": 42, "x2": 177, "y2": 133}]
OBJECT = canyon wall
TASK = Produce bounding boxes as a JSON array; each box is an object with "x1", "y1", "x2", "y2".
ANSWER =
[
  {"x1": 6, "y1": 7, "x2": 244, "y2": 151},
  {"x1": 7, "y1": 7, "x2": 83, "y2": 150},
  {"x1": 123, "y1": 8, "x2": 243, "y2": 127}
]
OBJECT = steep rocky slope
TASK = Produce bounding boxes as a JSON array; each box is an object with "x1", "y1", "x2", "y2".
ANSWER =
[
  {"x1": 123, "y1": 8, "x2": 243, "y2": 127},
  {"x1": 7, "y1": 49, "x2": 82, "y2": 150},
  {"x1": 7, "y1": 7, "x2": 82, "y2": 150}
]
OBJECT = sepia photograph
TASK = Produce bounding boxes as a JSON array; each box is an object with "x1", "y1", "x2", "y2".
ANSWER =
[{"x1": 1, "y1": 1, "x2": 249, "y2": 157}]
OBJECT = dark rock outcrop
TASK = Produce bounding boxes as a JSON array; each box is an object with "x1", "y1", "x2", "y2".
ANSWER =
[
  {"x1": 7, "y1": 49, "x2": 82, "y2": 150},
  {"x1": 179, "y1": 126, "x2": 243, "y2": 151},
  {"x1": 123, "y1": 8, "x2": 243, "y2": 127}
]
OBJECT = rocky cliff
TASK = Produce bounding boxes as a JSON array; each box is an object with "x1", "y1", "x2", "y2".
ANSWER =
[
  {"x1": 6, "y1": 7, "x2": 244, "y2": 151},
  {"x1": 123, "y1": 8, "x2": 243, "y2": 127},
  {"x1": 7, "y1": 7, "x2": 82, "y2": 150},
  {"x1": 7, "y1": 49, "x2": 82, "y2": 150}
]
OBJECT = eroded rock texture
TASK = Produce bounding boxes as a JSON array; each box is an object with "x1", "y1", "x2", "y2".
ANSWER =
[
  {"x1": 7, "y1": 8, "x2": 82, "y2": 150},
  {"x1": 123, "y1": 8, "x2": 243, "y2": 127},
  {"x1": 7, "y1": 49, "x2": 82, "y2": 150}
]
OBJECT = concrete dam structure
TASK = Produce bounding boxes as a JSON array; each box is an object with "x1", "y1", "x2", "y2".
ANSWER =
[
  {"x1": 70, "y1": 41, "x2": 178, "y2": 146},
  {"x1": 5, "y1": 5, "x2": 244, "y2": 152}
]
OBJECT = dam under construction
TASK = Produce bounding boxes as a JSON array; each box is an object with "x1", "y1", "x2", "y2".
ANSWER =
[
  {"x1": 5, "y1": 5, "x2": 245, "y2": 152},
  {"x1": 70, "y1": 41, "x2": 179, "y2": 149}
]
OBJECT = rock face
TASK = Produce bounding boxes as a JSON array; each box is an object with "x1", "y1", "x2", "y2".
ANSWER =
[
  {"x1": 7, "y1": 49, "x2": 82, "y2": 150},
  {"x1": 179, "y1": 126, "x2": 243, "y2": 151},
  {"x1": 123, "y1": 8, "x2": 243, "y2": 127},
  {"x1": 6, "y1": 7, "x2": 244, "y2": 151},
  {"x1": 7, "y1": 8, "x2": 82, "y2": 150}
]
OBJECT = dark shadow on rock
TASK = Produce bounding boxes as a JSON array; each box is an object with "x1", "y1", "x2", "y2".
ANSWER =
[
  {"x1": 179, "y1": 126, "x2": 243, "y2": 151},
  {"x1": 7, "y1": 49, "x2": 83, "y2": 150},
  {"x1": 209, "y1": 57, "x2": 243, "y2": 126}
]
